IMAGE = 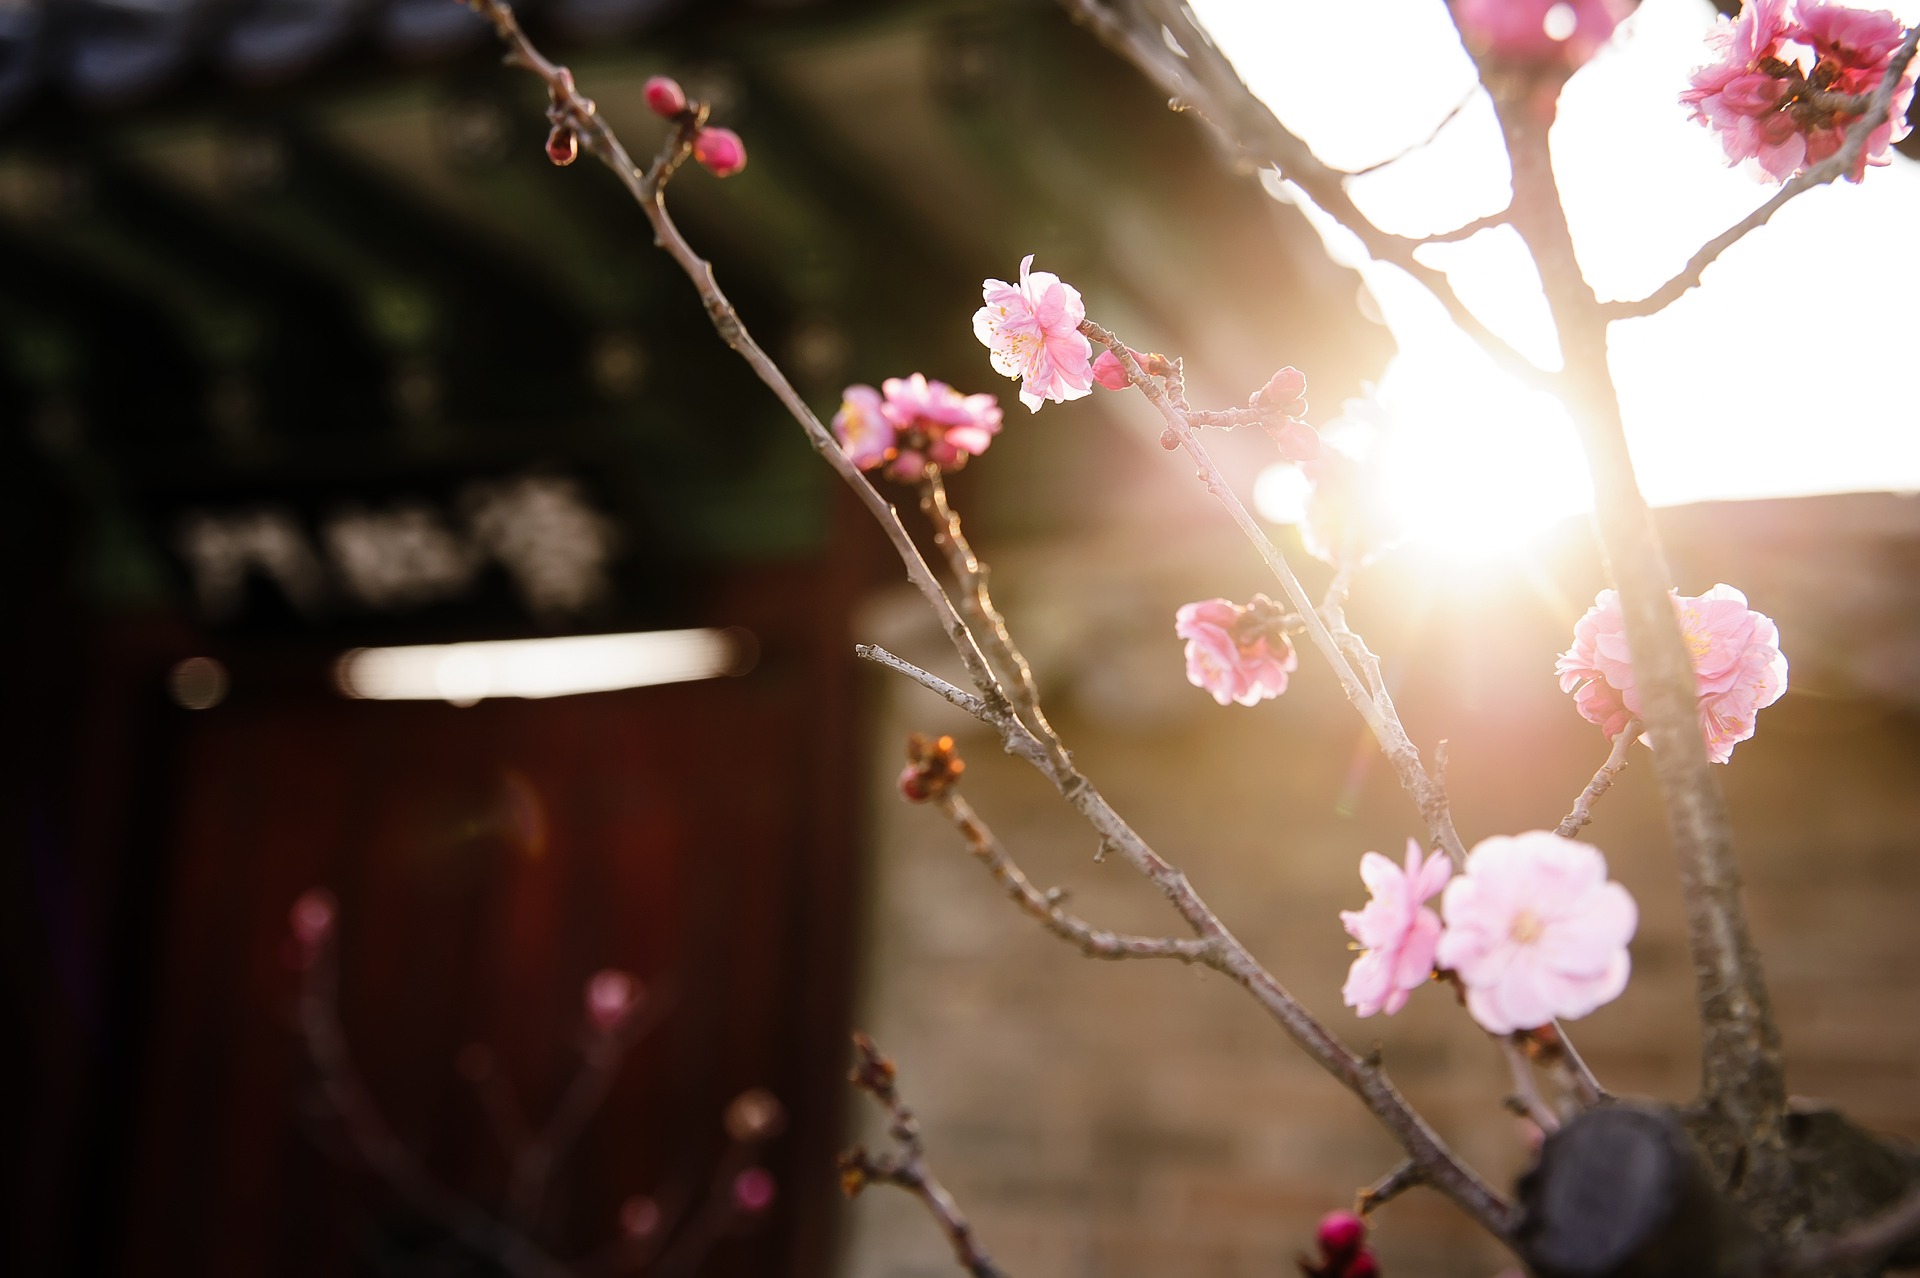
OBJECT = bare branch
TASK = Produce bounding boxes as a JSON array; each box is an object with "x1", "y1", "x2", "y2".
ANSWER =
[
  {"x1": 1358, "y1": 1160, "x2": 1424, "y2": 1215},
  {"x1": 1058, "y1": 0, "x2": 1556, "y2": 390},
  {"x1": 937, "y1": 792, "x2": 1219, "y2": 963},
  {"x1": 1500, "y1": 1035, "x2": 1563, "y2": 1134},
  {"x1": 1605, "y1": 25, "x2": 1920, "y2": 320},
  {"x1": 1337, "y1": 85, "x2": 1481, "y2": 177},
  {"x1": 1556, "y1": 720, "x2": 1640, "y2": 840},
  {"x1": 297, "y1": 948, "x2": 580, "y2": 1278},
  {"x1": 854, "y1": 644, "x2": 997, "y2": 725},
  {"x1": 841, "y1": 1035, "x2": 1009, "y2": 1278}
]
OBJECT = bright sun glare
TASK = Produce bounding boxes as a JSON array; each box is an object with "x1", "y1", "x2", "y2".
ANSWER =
[{"x1": 1200, "y1": 0, "x2": 1920, "y2": 563}]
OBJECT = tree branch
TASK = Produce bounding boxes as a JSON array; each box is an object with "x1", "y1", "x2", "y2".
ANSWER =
[
  {"x1": 1779, "y1": 1184, "x2": 1920, "y2": 1274},
  {"x1": 1058, "y1": 0, "x2": 1555, "y2": 389},
  {"x1": 840, "y1": 1034, "x2": 1010, "y2": 1278},
  {"x1": 936, "y1": 791, "x2": 1220, "y2": 964},
  {"x1": 1605, "y1": 25, "x2": 1920, "y2": 321},
  {"x1": 1555, "y1": 719, "x2": 1640, "y2": 840}
]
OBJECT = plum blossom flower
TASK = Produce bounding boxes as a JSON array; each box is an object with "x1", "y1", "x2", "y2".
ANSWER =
[
  {"x1": 832, "y1": 384, "x2": 894, "y2": 470},
  {"x1": 1340, "y1": 839, "x2": 1451, "y2": 1018},
  {"x1": 1175, "y1": 595, "x2": 1298, "y2": 706},
  {"x1": 972, "y1": 254, "x2": 1094, "y2": 412},
  {"x1": 1683, "y1": 0, "x2": 1915, "y2": 182},
  {"x1": 1436, "y1": 831, "x2": 1637, "y2": 1035},
  {"x1": 1555, "y1": 584, "x2": 1787, "y2": 763},
  {"x1": 830, "y1": 376, "x2": 1003, "y2": 481},
  {"x1": 1452, "y1": 0, "x2": 1630, "y2": 69}
]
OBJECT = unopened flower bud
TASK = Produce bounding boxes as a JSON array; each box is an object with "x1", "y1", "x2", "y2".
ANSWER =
[
  {"x1": 643, "y1": 75, "x2": 687, "y2": 119},
  {"x1": 1315, "y1": 1211, "x2": 1366, "y2": 1264},
  {"x1": 585, "y1": 968, "x2": 639, "y2": 1032},
  {"x1": 1253, "y1": 365, "x2": 1308, "y2": 418},
  {"x1": 1266, "y1": 416, "x2": 1321, "y2": 463},
  {"x1": 897, "y1": 733, "x2": 963, "y2": 803},
  {"x1": 1091, "y1": 348, "x2": 1136, "y2": 391},
  {"x1": 546, "y1": 125, "x2": 578, "y2": 167},
  {"x1": 692, "y1": 126, "x2": 747, "y2": 177},
  {"x1": 1342, "y1": 1253, "x2": 1379, "y2": 1278},
  {"x1": 731, "y1": 1166, "x2": 776, "y2": 1214}
]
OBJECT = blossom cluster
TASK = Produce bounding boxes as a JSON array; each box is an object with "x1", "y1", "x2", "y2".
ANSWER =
[
  {"x1": 1683, "y1": 0, "x2": 1916, "y2": 181},
  {"x1": 1555, "y1": 584, "x2": 1787, "y2": 764},
  {"x1": 831, "y1": 374, "x2": 1004, "y2": 482},
  {"x1": 1342, "y1": 832, "x2": 1638, "y2": 1036},
  {"x1": 1174, "y1": 595, "x2": 1299, "y2": 707}
]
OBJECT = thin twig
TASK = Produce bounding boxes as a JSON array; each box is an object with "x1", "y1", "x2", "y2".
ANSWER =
[
  {"x1": 1338, "y1": 85, "x2": 1481, "y2": 177},
  {"x1": 841, "y1": 1034, "x2": 1009, "y2": 1278},
  {"x1": 1500, "y1": 1035, "x2": 1562, "y2": 1134},
  {"x1": 1058, "y1": 0, "x2": 1556, "y2": 390},
  {"x1": 297, "y1": 948, "x2": 580, "y2": 1278},
  {"x1": 1357, "y1": 1160, "x2": 1424, "y2": 1215},
  {"x1": 1605, "y1": 25, "x2": 1920, "y2": 320},
  {"x1": 854, "y1": 644, "x2": 996, "y2": 723},
  {"x1": 938, "y1": 792, "x2": 1220, "y2": 963},
  {"x1": 918, "y1": 471, "x2": 1071, "y2": 772},
  {"x1": 1556, "y1": 719, "x2": 1640, "y2": 840}
]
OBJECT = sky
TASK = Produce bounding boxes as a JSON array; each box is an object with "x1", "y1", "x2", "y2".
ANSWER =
[{"x1": 1189, "y1": 0, "x2": 1920, "y2": 558}]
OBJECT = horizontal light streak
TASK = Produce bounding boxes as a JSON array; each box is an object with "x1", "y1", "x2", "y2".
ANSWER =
[{"x1": 335, "y1": 628, "x2": 751, "y2": 705}]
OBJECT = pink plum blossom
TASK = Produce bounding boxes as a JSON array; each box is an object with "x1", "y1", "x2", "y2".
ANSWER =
[
  {"x1": 1340, "y1": 839, "x2": 1451, "y2": 1019},
  {"x1": 973, "y1": 254, "x2": 1094, "y2": 412},
  {"x1": 1175, "y1": 596, "x2": 1298, "y2": 707},
  {"x1": 1555, "y1": 584, "x2": 1787, "y2": 763},
  {"x1": 1683, "y1": 0, "x2": 1915, "y2": 182},
  {"x1": 1452, "y1": 0, "x2": 1630, "y2": 68},
  {"x1": 831, "y1": 376, "x2": 1003, "y2": 481},
  {"x1": 832, "y1": 384, "x2": 895, "y2": 470},
  {"x1": 1435, "y1": 831, "x2": 1638, "y2": 1035}
]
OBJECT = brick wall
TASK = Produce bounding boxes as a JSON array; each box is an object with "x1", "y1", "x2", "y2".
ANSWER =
[{"x1": 835, "y1": 506, "x2": 1920, "y2": 1278}]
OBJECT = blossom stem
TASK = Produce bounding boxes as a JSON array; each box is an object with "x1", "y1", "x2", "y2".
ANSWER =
[
  {"x1": 918, "y1": 472, "x2": 1072, "y2": 773},
  {"x1": 1501, "y1": 1035, "x2": 1563, "y2": 1134},
  {"x1": 938, "y1": 792, "x2": 1220, "y2": 963},
  {"x1": 1555, "y1": 718, "x2": 1640, "y2": 840}
]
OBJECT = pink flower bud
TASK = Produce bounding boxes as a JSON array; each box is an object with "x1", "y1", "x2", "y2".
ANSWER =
[
  {"x1": 1091, "y1": 349, "x2": 1134, "y2": 391},
  {"x1": 1256, "y1": 365, "x2": 1307, "y2": 407},
  {"x1": 731, "y1": 1166, "x2": 776, "y2": 1214},
  {"x1": 1342, "y1": 1252, "x2": 1379, "y2": 1278},
  {"x1": 620, "y1": 1194, "x2": 661, "y2": 1238},
  {"x1": 692, "y1": 126, "x2": 747, "y2": 177},
  {"x1": 290, "y1": 889, "x2": 336, "y2": 948},
  {"x1": 1315, "y1": 1210, "x2": 1367, "y2": 1264},
  {"x1": 643, "y1": 75, "x2": 687, "y2": 119},
  {"x1": 585, "y1": 968, "x2": 639, "y2": 1032},
  {"x1": 1266, "y1": 417, "x2": 1321, "y2": 463},
  {"x1": 545, "y1": 126, "x2": 578, "y2": 167}
]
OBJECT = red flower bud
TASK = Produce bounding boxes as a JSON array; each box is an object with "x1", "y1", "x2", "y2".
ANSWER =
[
  {"x1": 1316, "y1": 1211, "x2": 1367, "y2": 1264},
  {"x1": 643, "y1": 75, "x2": 687, "y2": 118},
  {"x1": 584, "y1": 968, "x2": 640, "y2": 1032},
  {"x1": 1342, "y1": 1252, "x2": 1379, "y2": 1278},
  {"x1": 731, "y1": 1166, "x2": 776, "y2": 1214},
  {"x1": 546, "y1": 125, "x2": 578, "y2": 167},
  {"x1": 692, "y1": 126, "x2": 747, "y2": 177}
]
